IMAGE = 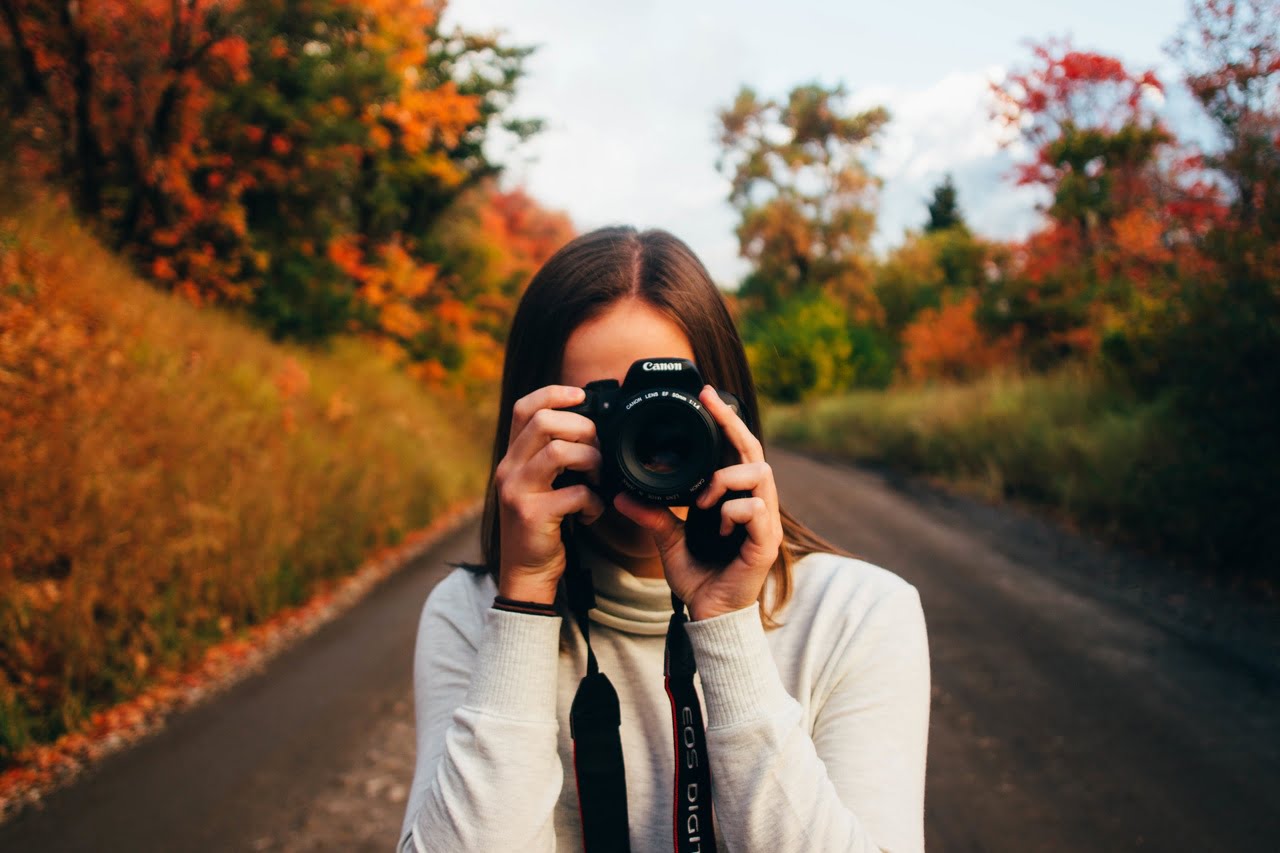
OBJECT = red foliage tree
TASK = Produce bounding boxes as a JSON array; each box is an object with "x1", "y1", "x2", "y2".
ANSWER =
[{"x1": 989, "y1": 39, "x2": 1225, "y2": 364}]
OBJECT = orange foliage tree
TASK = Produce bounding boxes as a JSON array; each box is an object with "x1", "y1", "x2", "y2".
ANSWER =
[
  {"x1": 901, "y1": 292, "x2": 1023, "y2": 383},
  {"x1": 0, "y1": 0, "x2": 547, "y2": 365},
  {"x1": 410, "y1": 182, "x2": 575, "y2": 391},
  {"x1": 0, "y1": 0, "x2": 254, "y2": 298}
]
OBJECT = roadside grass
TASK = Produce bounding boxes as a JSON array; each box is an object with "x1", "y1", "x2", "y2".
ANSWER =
[{"x1": 763, "y1": 366, "x2": 1191, "y2": 557}]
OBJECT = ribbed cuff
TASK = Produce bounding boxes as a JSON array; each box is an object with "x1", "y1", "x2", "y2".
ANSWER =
[
  {"x1": 464, "y1": 607, "x2": 563, "y2": 721},
  {"x1": 683, "y1": 601, "x2": 794, "y2": 728}
]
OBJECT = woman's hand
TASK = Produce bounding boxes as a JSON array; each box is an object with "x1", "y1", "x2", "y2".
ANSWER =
[
  {"x1": 614, "y1": 385, "x2": 783, "y2": 621},
  {"x1": 496, "y1": 385, "x2": 606, "y2": 605}
]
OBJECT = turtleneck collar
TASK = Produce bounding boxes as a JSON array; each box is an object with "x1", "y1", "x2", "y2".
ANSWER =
[{"x1": 574, "y1": 533, "x2": 674, "y2": 636}]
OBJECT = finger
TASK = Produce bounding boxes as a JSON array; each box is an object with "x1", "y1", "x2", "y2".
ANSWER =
[
  {"x1": 544, "y1": 483, "x2": 607, "y2": 526},
  {"x1": 719, "y1": 495, "x2": 771, "y2": 540},
  {"x1": 700, "y1": 385, "x2": 764, "y2": 464},
  {"x1": 523, "y1": 439, "x2": 603, "y2": 489},
  {"x1": 613, "y1": 492, "x2": 683, "y2": 552},
  {"x1": 507, "y1": 407, "x2": 598, "y2": 468},
  {"x1": 509, "y1": 385, "x2": 588, "y2": 450},
  {"x1": 695, "y1": 460, "x2": 778, "y2": 513}
]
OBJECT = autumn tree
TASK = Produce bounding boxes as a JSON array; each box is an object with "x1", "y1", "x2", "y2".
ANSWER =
[
  {"x1": 716, "y1": 82, "x2": 889, "y2": 319},
  {"x1": 876, "y1": 176, "x2": 1011, "y2": 374},
  {"x1": 0, "y1": 0, "x2": 542, "y2": 355},
  {"x1": 1110, "y1": 0, "x2": 1280, "y2": 571},
  {"x1": 410, "y1": 180, "x2": 575, "y2": 389},
  {"x1": 900, "y1": 292, "x2": 1023, "y2": 383},
  {"x1": 1170, "y1": 0, "x2": 1280, "y2": 237},
  {"x1": 989, "y1": 40, "x2": 1203, "y2": 365},
  {"x1": 873, "y1": 225, "x2": 1003, "y2": 359},
  {"x1": 992, "y1": 41, "x2": 1172, "y2": 244},
  {"x1": 0, "y1": 0, "x2": 254, "y2": 294}
]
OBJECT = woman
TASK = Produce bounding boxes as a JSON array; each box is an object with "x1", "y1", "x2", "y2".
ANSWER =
[{"x1": 397, "y1": 227, "x2": 931, "y2": 853}]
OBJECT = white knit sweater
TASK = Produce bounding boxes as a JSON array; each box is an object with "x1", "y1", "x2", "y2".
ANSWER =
[{"x1": 397, "y1": 538, "x2": 931, "y2": 852}]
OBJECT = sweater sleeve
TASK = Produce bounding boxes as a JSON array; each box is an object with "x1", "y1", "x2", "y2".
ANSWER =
[
  {"x1": 683, "y1": 583, "x2": 931, "y2": 853},
  {"x1": 397, "y1": 573, "x2": 566, "y2": 853}
]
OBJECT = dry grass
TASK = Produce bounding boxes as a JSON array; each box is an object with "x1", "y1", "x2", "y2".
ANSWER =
[
  {"x1": 764, "y1": 366, "x2": 1178, "y2": 543},
  {"x1": 0, "y1": 188, "x2": 492, "y2": 761}
]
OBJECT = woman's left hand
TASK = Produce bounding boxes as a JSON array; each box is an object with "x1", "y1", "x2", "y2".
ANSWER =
[{"x1": 613, "y1": 384, "x2": 784, "y2": 621}]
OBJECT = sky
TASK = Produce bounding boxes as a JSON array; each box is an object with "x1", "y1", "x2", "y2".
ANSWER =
[{"x1": 443, "y1": 0, "x2": 1202, "y2": 287}]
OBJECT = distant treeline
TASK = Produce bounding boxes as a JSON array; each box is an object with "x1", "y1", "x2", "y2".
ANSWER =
[{"x1": 714, "y1": 2, "x2": 1278, "y2": 574}]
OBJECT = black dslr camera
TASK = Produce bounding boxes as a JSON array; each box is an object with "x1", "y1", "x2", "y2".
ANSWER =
[{"x1": 554, "y1": 357, "x2": 750, "y2": 566}]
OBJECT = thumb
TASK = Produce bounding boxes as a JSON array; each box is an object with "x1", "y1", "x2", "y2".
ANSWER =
[{"x1": 613, "y1": 493, "x2": 683, "y2": 552}]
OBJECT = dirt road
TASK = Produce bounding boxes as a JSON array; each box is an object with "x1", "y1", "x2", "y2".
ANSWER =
[{"x1": 1, "y1": 447, "x2": 1276, "y2": 851}]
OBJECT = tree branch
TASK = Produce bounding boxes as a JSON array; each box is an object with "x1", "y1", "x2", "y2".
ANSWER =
[{"x1": 0, "y1": 0, "x2": 48, "y2": 112}]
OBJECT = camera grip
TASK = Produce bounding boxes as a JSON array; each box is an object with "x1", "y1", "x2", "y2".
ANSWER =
[
  {"x1": 683, "y1": 489, "x2": 752, "y2": 568},
  {"x1": 552, "y1": 470, "x2": 590, "y2": 491}
]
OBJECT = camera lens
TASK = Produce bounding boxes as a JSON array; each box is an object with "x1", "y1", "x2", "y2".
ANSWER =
[
  {"x1": 634, "y1": 420, "x2": 694, "y2": 476},
  {"x1": 615, "y1": 398, "x2": 716, "y2": 501}
]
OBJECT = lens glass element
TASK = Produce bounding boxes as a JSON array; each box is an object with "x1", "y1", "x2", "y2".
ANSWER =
[
  {"x1": 634, "y1": 419, "x2": 694, "y2": 476},
  {"x1": 615, "y1": 397, "x2": 715, "y2": 500}
]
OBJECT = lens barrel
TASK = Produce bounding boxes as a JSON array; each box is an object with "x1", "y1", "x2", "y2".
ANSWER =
[{"x1": 611, "y1": 389, "x2": 721, "y2": 504}]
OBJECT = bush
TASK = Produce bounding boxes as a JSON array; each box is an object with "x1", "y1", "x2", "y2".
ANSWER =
[
  {"x1": 763, "y1": 365, "x2": 1273, "y2": 577},
  {"x1": 743, "y1": 292, "x2": 892, "y2": 402}
]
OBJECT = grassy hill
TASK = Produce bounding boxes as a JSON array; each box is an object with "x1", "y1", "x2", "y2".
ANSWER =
[{"x1": 0, "y1": 188, "x2": 491, "y2": 762}]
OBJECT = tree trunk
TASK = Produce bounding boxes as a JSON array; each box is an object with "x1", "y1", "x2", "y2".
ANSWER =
[
  {"x1": 0, "y1": 0, "x2": 47, "y2": 112},
  {"x1": 60, "y1": 0, "x2": 103, "y2": 215}
]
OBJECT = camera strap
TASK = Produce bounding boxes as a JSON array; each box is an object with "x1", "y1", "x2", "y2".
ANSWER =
[
  {"x1": 567, "y1": 521, "x2": 631, "y2": 853},
  {"x1": 564, "y1": 519, "x2": 718, "y2": 853},
  {"x1": 664, "y1": 591, "x2": 718, "y2": 853}
]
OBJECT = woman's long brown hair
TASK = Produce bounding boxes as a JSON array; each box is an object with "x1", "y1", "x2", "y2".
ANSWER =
[{"x1": 460, "y1": 225, "x2": 851, "y2": 628}]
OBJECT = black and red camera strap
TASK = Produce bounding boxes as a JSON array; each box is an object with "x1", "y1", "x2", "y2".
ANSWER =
[
  {"x1": 564, "y1": 519, "x2": 718, "y2": 853},
  {"x1": 662, "y1": 590, "x2": 718, "y2": 853}
]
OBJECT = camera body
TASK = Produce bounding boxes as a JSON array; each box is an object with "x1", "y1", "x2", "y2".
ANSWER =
[{"x1": 555, "y1": 357, "x2": 750, "y2": 565}]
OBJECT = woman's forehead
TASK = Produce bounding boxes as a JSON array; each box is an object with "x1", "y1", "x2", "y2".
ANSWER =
[{"x1": 559, "y1": 299, "x2": 694, "y2": 387}]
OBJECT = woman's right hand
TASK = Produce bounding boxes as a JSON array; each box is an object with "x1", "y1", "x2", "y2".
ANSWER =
[{"x1": 495, "y1": 384, "x2": 605, "y2": 605}]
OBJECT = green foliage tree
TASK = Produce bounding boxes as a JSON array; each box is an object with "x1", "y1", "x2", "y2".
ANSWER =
[
  {"x1": 716, "y1": 82, "x2": 889, "y2": 319},
  {"x1": 873, "y1": 225, "x2": 996, "y2": 363},
  {"x1": 742, "y1": 292, "x2": 892, "y2": 403}
]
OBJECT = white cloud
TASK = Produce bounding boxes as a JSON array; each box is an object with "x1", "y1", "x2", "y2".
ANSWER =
[
  {"x1": 441, "y1": 3, "x2": 1184, "y2": 283},
  {"x1": 852, "y1": 68, "x2": 1047, "y2": 253}
]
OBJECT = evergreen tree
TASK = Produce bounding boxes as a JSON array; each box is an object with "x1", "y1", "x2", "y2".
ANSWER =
[{"x1": 925, "y1": 173, "x2": 965, "y2": 232}]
